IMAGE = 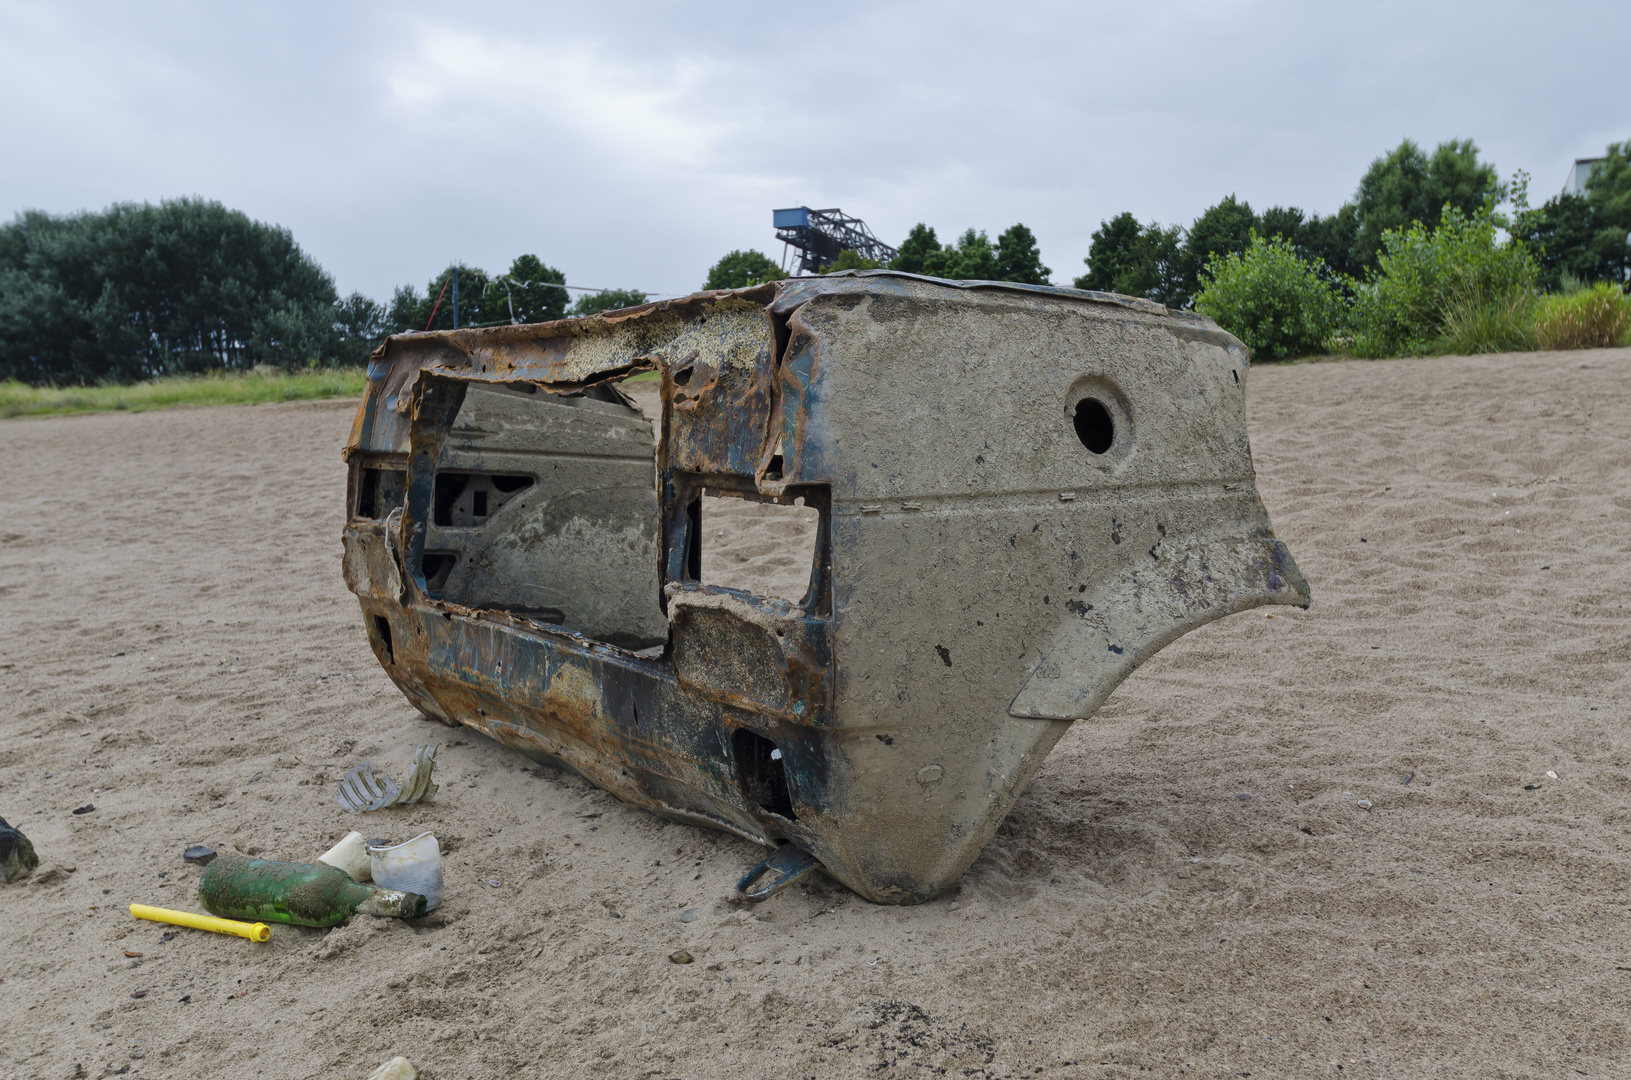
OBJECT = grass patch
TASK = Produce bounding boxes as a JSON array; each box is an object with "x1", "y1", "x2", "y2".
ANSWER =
[
  {"x1": 1533, "y1": 283, "x2": 1631, "y2": 351},
  {"x1": 0, "y1": 367, "x2": 369, "y2": 419}
]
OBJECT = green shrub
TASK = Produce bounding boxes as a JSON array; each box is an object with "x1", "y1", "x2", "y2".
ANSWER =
[
  {"x1": 1347, "y1": 204, "x2": 1538, "y2": 357},
  {"x1": 1532, "y1": 282, "x2": 1631, "y2": 350},
  {"x1": 1193, "y1": 233, "x2": 1341, "y2": 360}
]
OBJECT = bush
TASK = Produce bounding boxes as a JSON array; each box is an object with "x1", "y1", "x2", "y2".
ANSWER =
[
  {"x1": 1532, "y1": 282, "x2": 1631, "y2": 350},
  {"x1": 1347, "y1": 204, "x2": 1538, "y2": 358},
  {"x1": 1193, "y1": 233, "x2": 1341, "y2": 360}
]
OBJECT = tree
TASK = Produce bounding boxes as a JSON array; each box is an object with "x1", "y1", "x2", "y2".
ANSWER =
[
  {"x1": 502, "y1": 254, "x2": 569, "y2": 324},
  {"x1": 1352, "y1": 138, "x2": 1503, "y2": 270},
  {"x1": 704, "y1": 250, "x2": 782, "y2": 290},
  {"x1": 993, "y1": 223, "x2": 1051, "y2": 285},
  {"x1": 0, "y1": 198, "x2": 343, "y2": 385},
  {"x1": 889, "y1": 224, "x2": 942, "y2": 274},
  {"x1": 1179, "y1": 195, "x2": 1258, "y2": 301},
  {"x1": 1583, "y1": 141, "x2": 1631, "y2": 288},
  {"x1": 821, "y1": 249, "x2": 884, "y2": 274},
  {"x1": 889, "y1": 222, "x2": 1047, "y2": 283},
  {"x1": 569, "y1": 288, "x2": 650, "y2": 316},
  {"x1": 1072, "y1": 215, "x2": 1187, "y2": 307},
  {"x1": 1074, "y1": 212, "x2": 1143, "y2": 292},
  {"x1": 333, "y1": 292, "x2": 386, "y2": 364},
  {"x1": 383, "y1": 254, "x2": 568, "y2": 334}
]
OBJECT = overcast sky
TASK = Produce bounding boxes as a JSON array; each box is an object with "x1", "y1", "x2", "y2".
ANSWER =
[{"x1": 1, "y1": 1, "x2": 1625, "y2": 301}]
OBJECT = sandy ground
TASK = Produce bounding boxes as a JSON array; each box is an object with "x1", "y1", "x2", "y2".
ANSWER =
[{"x1": 2, "y1": 347, "x2": 1629, "y2": 1080}]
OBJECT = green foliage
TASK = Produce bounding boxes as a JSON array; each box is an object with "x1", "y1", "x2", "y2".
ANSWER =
[
  {"x1": 1180, "y1": 195, "x2": 1258, "y2": 301},
  {"x1": 992, "y1": 224, "x2": 1051, "y2": 285},
  {"x1": 1532, "y1": 282, "x2": 1631, "y2": 350},
  {"x1": 0, "y1": 198, "x2": 361, "y2": 385},
  {"x1": 1352, "y1": 138, "x2": 1503, "y2": 270},
  {"x1": 704, "y1": 250, "x2": 782, "y2": 290},
  {"x1": 386, "y1": 254, "x2": 567, "y2": 333},
  {"x1": 1072, "y1": 215, "x2": 1186, "y2": 307},
  {"x1": 889, "y1": 224, "x2": 942, "y2": 274},
  {"x1": 1193, "y1": 233, "x2": 1341, "y2": 360},
  {"x1": 821, "y1": 249, "x2": 884, "y2": 274},
  {"x1": 0, "y1": 366, "x2": 367, "y2": 419},
  {"x1": 1347, "y1": 204, "x2": 1538, "y2": 358},
  {"x1": 569, "y1": 288, "x2": 650, "y2": 316},
  {"x1": 888, "y1": 222, "x2": 1051, "y2": 284}
]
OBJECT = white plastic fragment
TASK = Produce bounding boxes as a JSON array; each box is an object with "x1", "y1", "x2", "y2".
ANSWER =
[
  {"x1": 335, "y1": 743, "x2": 440, "y2": 813},
  {"x1": 366, "y1": 1057, "x2": 417, "y2": 1080},
  {"x1": 318, "y1": 831, "x2": 372, "y2": 881}
]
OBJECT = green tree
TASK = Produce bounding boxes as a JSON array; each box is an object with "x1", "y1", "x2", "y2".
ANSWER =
[
  {"x1": 889, "y1": 224, "x2": 942, "y2": 274},
  {"x1": 1353, "y1": 138, "x2": 1503, "y2": 270},
  {"x1": 569, "y1": 288, "x2": 650, "y2": 316},
  {"x1": 704, "y1": 250, "x2": 782, "y2": 290},
  {"x1": 1179, "y1": 195, "x2": 1258, "y2": 300},
  {"x1": 821, "y1": 249, "x2": 885, "y2": 274},
  {"x1": 333, "y1": 292, "x2": 386, "y2": 364},
  {"x1": 502, "y1": 254, "x2": 569, "y2": 323},
  {"x1": 1074, "y1": 212, "x2": 1143, "y2": 292},
  {"x1": 1583, "y1": 141, "x2": 1631, "y2": 288},
  {"x1": 890, "y1": 223, "x2": 1047, "y2": 283},
  {"x1": 1073, "y1": 217, "x2": 1187, "y2": 307},
  {"x1": 993, "y1": 223, "x2": 1051, "y2": 285},
  {"x1": 1194, "y1": 232, "x2": 1341, "y2": 360},
  {"x1": 0, "y1": 198, "x2": 343, "y2": 385},
  {"x1": 385, "y1": 254, "x2": 568, "y2": 334}
]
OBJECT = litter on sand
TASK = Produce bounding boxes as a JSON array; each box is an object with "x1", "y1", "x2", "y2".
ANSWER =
[
  {"x1": 334, "y1": 743, "x2": 439, "y2": 813},
  {"x1": 365, "y1": 1057, "x2": 417, "y2": 1080},
  {"x1": 0, "y1": 816, "x2": 38, "y2": 883}
]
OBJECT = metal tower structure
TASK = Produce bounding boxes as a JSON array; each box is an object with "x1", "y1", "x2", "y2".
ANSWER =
[{"x1": 773, "y1": 207, "x2": 899, "y2": 274}]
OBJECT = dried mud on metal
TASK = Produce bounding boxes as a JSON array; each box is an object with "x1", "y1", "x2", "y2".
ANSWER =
[{"x1": 1, "y1": 346, "x2": 1629, "y2": 1079}]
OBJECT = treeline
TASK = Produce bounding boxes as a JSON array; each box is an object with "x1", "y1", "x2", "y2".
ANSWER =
[
  {"x1": 0, "y1": 199, "x2": 380, "y2": 385},
  {"x1": 0, "y1": 199, "x2": 652, "y2": 386},
  {"x1": 709, "y1": 136, "x2": 1630, "y2": 360}
]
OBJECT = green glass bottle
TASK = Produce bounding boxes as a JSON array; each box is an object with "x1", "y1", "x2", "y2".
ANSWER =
[{"x1": 199, "y1": 853, "x2": 426, "y2": 927}]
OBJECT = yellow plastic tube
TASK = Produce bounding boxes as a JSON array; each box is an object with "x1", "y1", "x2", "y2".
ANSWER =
[{"x1": 129, "y1": 903, "x2": 270, "y2": 942}]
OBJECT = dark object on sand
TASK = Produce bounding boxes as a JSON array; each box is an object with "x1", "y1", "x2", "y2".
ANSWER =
[
  {"x1": 71, "y1": 804, "x2": 94, "y2": 815},
  {"x1": 1, "y1": 816, "x2": 38, "y2": 883},
  {"x1": 183, "y1": 845, "x2": 217, "y2": 867}
]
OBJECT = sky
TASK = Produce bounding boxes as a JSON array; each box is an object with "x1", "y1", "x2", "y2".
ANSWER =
[{"x1": 1, "y1": 0, "x2": 1625, "y2": 302}]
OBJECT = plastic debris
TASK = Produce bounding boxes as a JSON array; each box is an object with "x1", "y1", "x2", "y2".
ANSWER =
[
  {"x1": 71, "y1": 804, "x2": 95, "y2": 815},
  {"x1": 366, "y1": 1057, "x2": 418, "y2": 1080},
  {"x1": 670, "y1": 950, "x2": 694, "y2": 964},
  {"x1": 318, "y1": 831, "x2": 372, "y2": 882},
  {"x1": 200, "y1": 854, "x2": 425, "y2": 926},
  {"x1": 1, "y1": 816, "x2": 38, "y2": 883},
  {"x1": 131, "y1": 903, "x2": 270, "y2": 942},
  {"x1": 183, "y1": 845, "x2": 217, "y2": 867},
  {"x1": 369, "y1": 833, "x2": 441, "y2": 910},
  {"x1": 335, "y1": 743, "x2": 439, "y2": 814}
]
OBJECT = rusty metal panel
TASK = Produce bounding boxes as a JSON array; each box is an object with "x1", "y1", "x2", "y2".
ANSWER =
[{"x1": 340, "y1": 272, "x2": 1310, "y2": 904}]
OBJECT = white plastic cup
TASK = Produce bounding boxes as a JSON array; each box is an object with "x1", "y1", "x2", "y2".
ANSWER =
[{"x1": 369, "y1": 833, "x2": 442, "y2": 911}]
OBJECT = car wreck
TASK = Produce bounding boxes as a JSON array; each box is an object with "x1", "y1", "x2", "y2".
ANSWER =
[{"x1": 341, "y1": 271, "x2": 1311, "y2": 904}]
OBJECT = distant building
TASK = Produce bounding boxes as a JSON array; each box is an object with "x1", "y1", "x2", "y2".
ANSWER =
[{"x1": 1565, "y1": 157, "x2": 1606, "y2": 196}]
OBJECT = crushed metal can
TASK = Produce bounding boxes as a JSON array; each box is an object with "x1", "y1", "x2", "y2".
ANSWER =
[{"x1": 341, "y1": 271, "x2": 1310, "y2": 904}]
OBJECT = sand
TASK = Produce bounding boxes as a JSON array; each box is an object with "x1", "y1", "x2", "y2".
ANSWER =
[{"x1": 2, "y1": 347, "x2": 1629, "y2": 1080}]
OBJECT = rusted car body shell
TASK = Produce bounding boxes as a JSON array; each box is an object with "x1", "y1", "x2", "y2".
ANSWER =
[{"x1": 341, "y1": 271, "x2": 1310, "y2": 904}]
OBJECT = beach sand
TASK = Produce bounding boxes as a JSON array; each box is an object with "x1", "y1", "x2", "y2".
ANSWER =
[{"x1": 2, "y1": 347, "x2": 1628, "y2": 1079}]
